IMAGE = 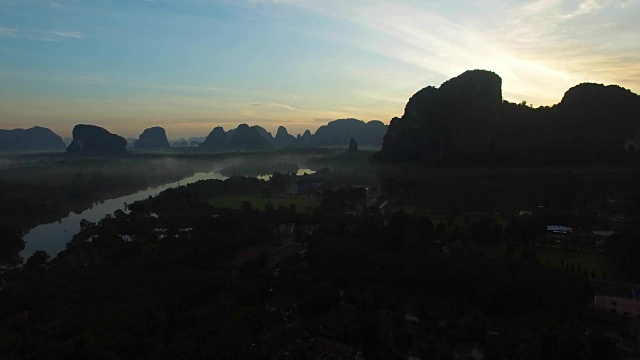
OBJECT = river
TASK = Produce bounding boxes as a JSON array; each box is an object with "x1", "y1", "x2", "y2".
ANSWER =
[
  {"x1": 21, "y1": 171, "x2": 227, "y2": 260},
  {"x1": 21, "y1": 168, "x2": 316, "y2": 260}
]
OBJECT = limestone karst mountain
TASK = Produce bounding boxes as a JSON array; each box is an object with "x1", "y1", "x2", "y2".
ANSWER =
[
  {"x1": 0, "y1": 126, "x2": 66, "y2": 151},
  {"x1": 376, "y1": 69, "x2": 640, "y2": 164},
  {"x1": 134, "y1": 127, "x2": 170, "y2": 149},
  {"x1": 67, "y1": 124, "x2": 127, "y2": 154}
]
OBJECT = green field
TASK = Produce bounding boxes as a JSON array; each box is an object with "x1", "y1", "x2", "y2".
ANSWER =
[
  {"x1": 400, "y1": 207, "x2": 509, "y2": 228},
  {"x1": 208, "y1": 195, "x2": 320, "y2": 212},
  {"x1": 488, "y1": 243, "x2": 610, "y2": 278},
  {"x1": 535, "y1": 247, "x2": 609, "y2": 277}
]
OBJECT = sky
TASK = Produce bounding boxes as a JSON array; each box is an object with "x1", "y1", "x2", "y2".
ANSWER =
[{"x1": 0, "y1": 0, "x2": 638, "y2": 139}]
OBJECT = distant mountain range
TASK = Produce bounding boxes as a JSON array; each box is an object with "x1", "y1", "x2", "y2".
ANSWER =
[
  {"x1": 376, "y1": 70, "x2": 640, "y2": 164},
  {"x1": 5, "y1": 78, "x2": 638, "y2": 162},
  {"x1": 0, "y1": 118, "x2": 387, "y2": 154},
  {"x1": 0, "y1": 126, "x2": 66, "y2": 151},
  {"x1": 198, "y1": 119, "x2": 387, "y2": 150}
]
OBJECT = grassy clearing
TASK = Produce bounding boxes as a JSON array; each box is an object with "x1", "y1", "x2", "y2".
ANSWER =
[
  {"x1": 208, "y1": 195, "x2": 319, "y2": 212},
  {"x1": 400, "y1": 207, "x2": 509, "y2": 228},
  {"x1": 488, "y1": 243, "x2": 609, "y2": 278},
  {"x1": 535, "y1": 247, "x2": 609, "y2": 276}
]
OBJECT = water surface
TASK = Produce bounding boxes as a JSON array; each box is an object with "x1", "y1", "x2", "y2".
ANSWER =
[{"x1": 22, "y1": 171, "x2": 226, "y2": 260}]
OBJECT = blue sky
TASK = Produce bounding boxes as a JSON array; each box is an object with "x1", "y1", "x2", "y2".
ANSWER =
[{"x1": 1, "y1": 0, "x2": 638, "y2": 139}]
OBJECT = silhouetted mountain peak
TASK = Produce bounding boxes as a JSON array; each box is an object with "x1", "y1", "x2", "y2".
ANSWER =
[
  {"x1": 377, "y1": 70, "x2": 640, "y2": 164},
  {"x1": 365, "y1": 120, "x2": 386, "y2": 127},
  {"x1": 275, "y1": 126, "x2": 295, "y2": 147},
  {"x1": 560, "y1": 83, "x2": 639, "y2": 109},
  {"x1": 67, "y1": 124, "x2": 127, "y2": 154},
  {"x1": 557, "y1": 83, "x2": 640, "y2": 139},
  {"x1": 438, "y1": 69, "x2": 502, "y2": 103},
  {"x1": 289, "y1": 134, "x2": 311, "y2": 149},
  {"x1": 200, "y1": 127, "x2": 227, "y2": 149},
  {"x1": 134, "y1": 127, "x2": 170, "y2": 149},
  {"x1": 0, "y1": 126, "x2": 66, "y2": 151},
  {"x1": 309, "y1": 119, "x2": 388, "y2": 147},
  {"x1": 251, "y1": 125, "x2": 276, "y2": 146},
  {"x1": 276, "y1": 126, "x2": 289, "y2": 135},
  {"x1": 303, "y1": 130, "x2": 312, "y2": 139},
  {"x1": 226, "y1": 124, "x2": 273, "y2": 150}
]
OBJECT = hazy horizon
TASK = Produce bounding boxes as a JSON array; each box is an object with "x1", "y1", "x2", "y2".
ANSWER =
[
  {"x1": 1, "y1": 118, "x2": 385, "y2": 140},
  {"x1": 1, "y1": 0, "x2": 639, "y2": 138}
]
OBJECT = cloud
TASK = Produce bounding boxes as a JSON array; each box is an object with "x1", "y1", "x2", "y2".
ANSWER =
[
  {"x1": 0, "y1": 27, "x2": 18, "y2": 37},
  {"x1": 1, "y1": 28, "x2": 87, "y2": 42},
  {"x1": 49, "y1": 31, "x2": 85, "y2": 39},
  {"x1": 248, "y1": 102, "x2": 299, "y2": 111},
  {"x1": 615, "y1": 0, "x2": 639, "y2": 8},
  {"x1": 270, "y1": 0, "x2": 639, "y2": 105},
  {"x1": 522, "y1": 0, "x2": 564, "y2": 13},
  {"x1": 26, "y1": 30, "x2": 87, "y2": 41},
  {"x1": 561, "y1": 0, "x2": 605, "y2": 18}
]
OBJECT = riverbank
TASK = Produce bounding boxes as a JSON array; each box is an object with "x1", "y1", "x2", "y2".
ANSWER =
[
  {"x1": 21, "y1": 170, "x2": 228, "y2": 260},
  {"x1": 0, "y1": 155, "x2": 210, "y2": 231}
]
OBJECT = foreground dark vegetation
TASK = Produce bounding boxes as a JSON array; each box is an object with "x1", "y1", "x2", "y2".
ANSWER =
[{"x1": 0, "y1": 149, "x2": 639, "y2": 358}]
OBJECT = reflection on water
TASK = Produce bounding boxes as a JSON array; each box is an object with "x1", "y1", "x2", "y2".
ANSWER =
[
  {"x1": 297, "y1": 168, "x2": 316, "y2": 176},
  {"x1": 22, "y1": 171, "x2": 226, "y2": 260},
  {"x1": 257, "y1": 168, "x2": 316, "y2": 181}
]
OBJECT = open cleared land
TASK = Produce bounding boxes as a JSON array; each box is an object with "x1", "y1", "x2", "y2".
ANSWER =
[
  {"x1": 208, "y1": 194, "x2": 319, "y2": 212},
  {"x1": 487, "y1": 243, "x2": 610, "y2": 278}
]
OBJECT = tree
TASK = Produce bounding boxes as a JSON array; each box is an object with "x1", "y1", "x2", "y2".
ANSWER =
[
  {"x1": 469, "y1": 216, "x2": 502, "y2": 244},
  {"x1": 264, "y1": 200, "x2": 274, "y2": 213},
  {"x1": 80, "y1": 219, "x2": 96, "y2": 231},
  {"x1": 26, "y1": 250, "x2": 50, "y2": 268},
  {"x1": 0, "y1": 224, "x2": 24, "y2": 265},
  {"x1": 240, "y1": 201, "x2": 253, "y2": 213}
]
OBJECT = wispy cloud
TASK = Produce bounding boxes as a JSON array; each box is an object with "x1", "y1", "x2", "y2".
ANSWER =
[
  {"x1": 0, "y1": 27, "x2": 18, "y2": 37},
  {"x1": 270, "y1": 0, "x2": 640, "y2": 105},
  {"x1": 25, "y1": 30, "x2": 87, "y2": 42},
  {"x1": 0, "y1": 27, "x2": 86, "y2": 41},
  {"x1": 49, "y1": 31, "x2": 85, "y2": 39},
  {"x1": 248, "y1": 102, "x2": 299, "y2": 111},
  {"x1": 561, "y1": 0, "x2": 605, "y2": 18}
]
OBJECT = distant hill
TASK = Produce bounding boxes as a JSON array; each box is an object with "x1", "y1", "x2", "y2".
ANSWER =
[
  {"x1": 67, "y1": 124, "x2": 127, "y2": 154},
  {"x1": 376, "y1": 70, "x2": 640, "y2": 164},
  {"x1": 225, "y1": 124, "x2": 273, "y2": 150},
  {"x1": 181, "y1": 119, "x2": 388, "y2": 152},
  {"x1": 0, "y1": 126, "x2": 66, "y2": 151},
  {"x1": 289, "y1": 134, "x2": 312, "y2": 149},
  {"x1": 252, "y1": 125, "x2": 276, "y2": 146},
  {"x1": 134, "y1": 127, "x2": 170, "y2": 149},
  {"x1": 200, "y1": 127, "x2": 228, "y2": 150},
  {"x1": 309, "y1": 119, "x2": 387, "y2": 147},
  {"x1": 274, "y1": 126, "x2": 296, "y2": 147},
  {"x1": 302, "y1": 130, "x2": 312, "y2": 143},
  {"x1": 189, "y1": 136, "x2": 206, "y2": 143}
]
